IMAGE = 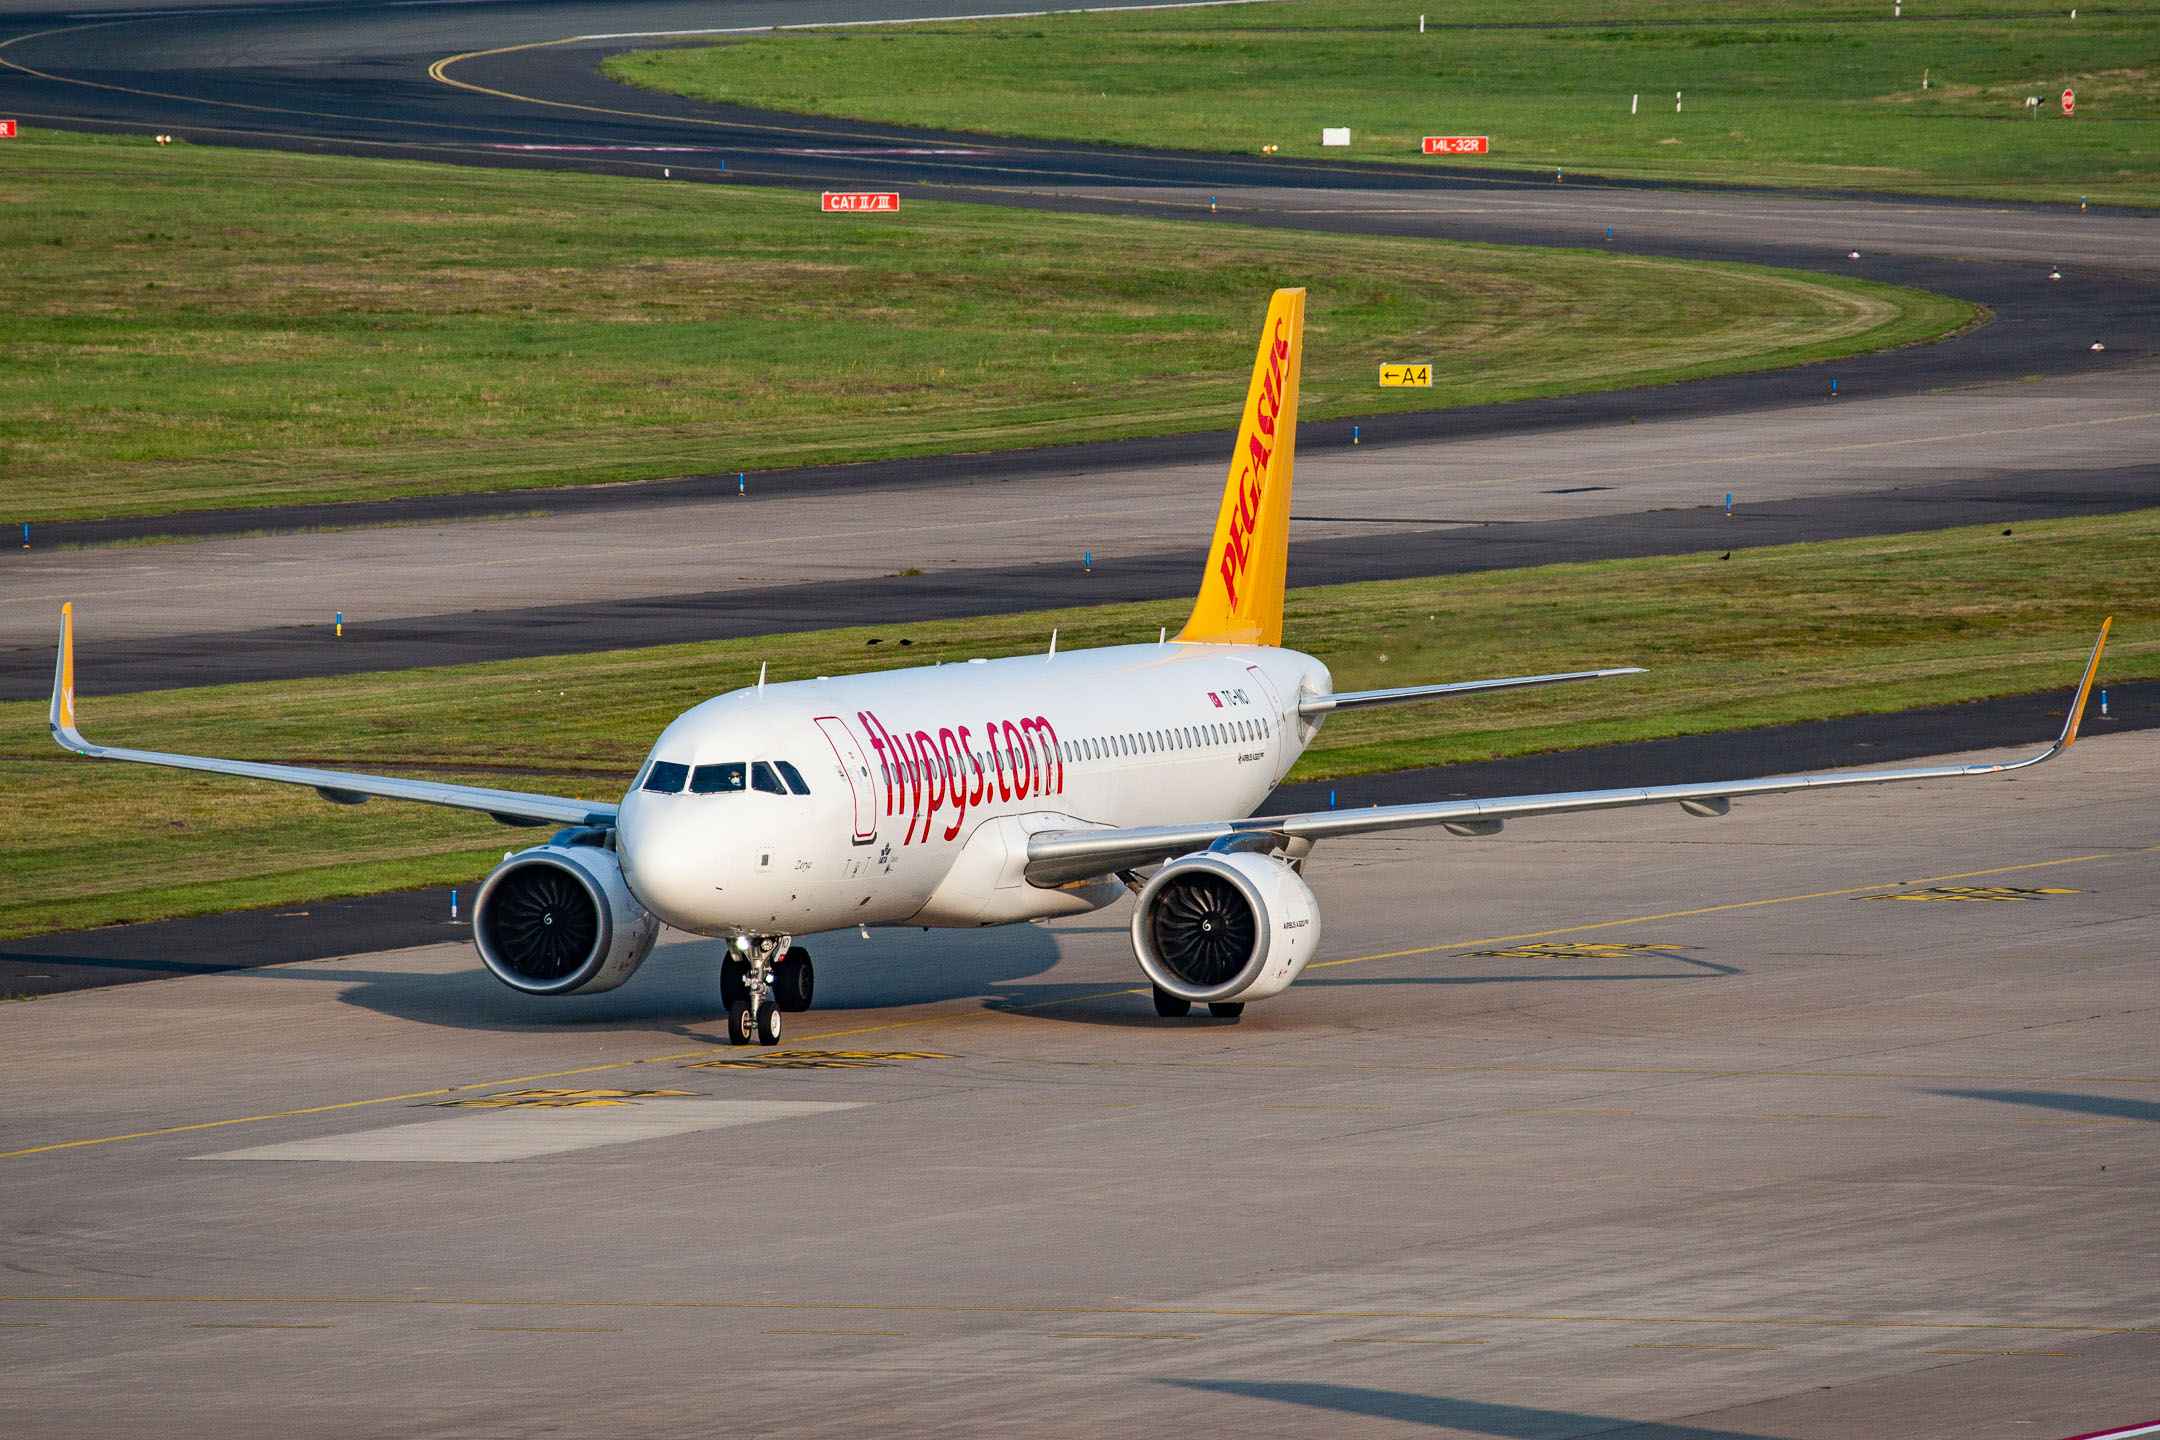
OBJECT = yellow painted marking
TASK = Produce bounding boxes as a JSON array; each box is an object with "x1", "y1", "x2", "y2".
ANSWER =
[
  {"x1": 1050, "y1": 1332, "x2": 1198, "y2": 1340},
  {"x1": 1463, "y1": 941, "x2": 1691, "y2": 960},
  {"x1": 1305, "y1": 847, "x2": 2159, "y2": 975},
  {"x1": 1762, "y1": 1114, "x2": 1888, "y2": 1120},
  {"x1": 1866, "y1": 886, "x2": 2085, "y2": 903},
  {"x1": 1336, "y1": 1337, "x2": 1484, "y2": 1345},
  {"x1": 1632, "y1": 1343, "x2": 1782, "y2": 1351},
  {"x1": 0, "y1": 1322, "x2": 47, "y2": 1328},
  {"x1": 686, "y1": 1050, "x2": 950, "y2": 1071},
  {"x1": 3, "y1": 1295, "x2": 2134, "y2": 1333},
  {"x1": 473, "y1": 1326, "x2": 620, "y2": 1333},
  {"x1": 1011, "y1": 1101, "x2": 1136, "y2": 1107},
  {"x1": 438, "y1": 1088, "x2": 700, "y2": 1109},
  {"x1": 1263, "y1": 1104, "x2": 1389, "y2": 1110},
  {"x1": 187, "y1": 1323, "x2": 332, "y2": 1330},
  {"x1": 1929, "y1": 1348, "x2": 2079, "y2": 1356},
  {"x1": 998, "y1": 1058, "x2": 2158, "y2": 1084},
  {"x1": 10, "y1": 850, "x2": 2155, "y2": 1163},
  {"x1": 1511, "y1": 1108, "x2": 1638, "y2": 1115},
  {"x1": 765, "y1": 1329, "x2": 907, "y2": 1337}
]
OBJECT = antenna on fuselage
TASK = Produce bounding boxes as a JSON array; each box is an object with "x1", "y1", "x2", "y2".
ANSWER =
[
  {"x1": 1046, "y1": 628, "x2": 1058, "y2": 664},
  {"x1": 757, "y1": 662, "x2": 766, "y2": 696}
]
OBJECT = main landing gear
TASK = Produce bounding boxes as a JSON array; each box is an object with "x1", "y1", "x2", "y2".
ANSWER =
[
  {"x1": 722, "y1": 938, "x2": 815, "y2": 1046},
  {"x1": 1152, "y1": 985, "x2": 1243, "y2": 1021}
]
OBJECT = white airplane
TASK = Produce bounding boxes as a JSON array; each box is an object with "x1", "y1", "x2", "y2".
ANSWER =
[{"x1": 50, "y1": 289, "x2": 2111, "y2": 1047}]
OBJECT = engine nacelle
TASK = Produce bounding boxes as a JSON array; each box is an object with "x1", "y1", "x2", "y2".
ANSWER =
[
  {"x1": 1131, "y1": 850, "x2": 1321, "y2": 1004},
  {"x1": 472, "y1": 836, "x2": 659, "y2": 996}
]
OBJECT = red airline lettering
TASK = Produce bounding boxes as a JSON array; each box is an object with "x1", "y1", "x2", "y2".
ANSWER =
[
  {"x1": 861, "y1": 709, "x2": 1066, "y2": 844},
  {"x1": 1215, "y1": 318, "x2": 1291, "y2": 613}
]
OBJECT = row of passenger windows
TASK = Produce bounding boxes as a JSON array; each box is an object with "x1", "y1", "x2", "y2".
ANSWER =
[
  {"x1": 881, "y1": 716, "x2": 1274, "y2": 788},
  {"x1": 642, "y1": 760, "x2": 811, "y2": 796},
  {"x1": 1066, "y1": 715, "x2": 1271, "y2": 764}
]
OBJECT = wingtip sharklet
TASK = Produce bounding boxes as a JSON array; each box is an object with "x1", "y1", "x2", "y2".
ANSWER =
[
  {"x1": 50, "y1": 601, "x2": 88, "y2": 753},
  {"x1": 2054, "y1": 616, "x2": 2112, "y2": 753}
]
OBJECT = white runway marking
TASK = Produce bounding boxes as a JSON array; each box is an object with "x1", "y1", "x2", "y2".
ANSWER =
[{"x1": 193, "y1": 1100, "x2": 859, "y2": 1163}]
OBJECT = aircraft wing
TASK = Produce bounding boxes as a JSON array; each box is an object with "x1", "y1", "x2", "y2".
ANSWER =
[
  {"x1": 1026, "y1": 621, "x2": 2111, "y2": 887},
  {"x1": 1296, "y1": 666, "x2": 1645, "y2": 716},
  {"x1": 48, "y1": 605, "x2": 616, "y2": 829}
]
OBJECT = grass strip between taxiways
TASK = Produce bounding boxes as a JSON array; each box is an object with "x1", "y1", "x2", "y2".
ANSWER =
[
  {"x1": 610, "y1": 0, "x2": 2160, "y2": 206},
  {"x1": 0, "y1": 128, "x2": 1967, "y2": 523}
]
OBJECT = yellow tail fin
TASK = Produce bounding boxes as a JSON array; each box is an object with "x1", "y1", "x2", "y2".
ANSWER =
[{"x1": 1177, "y1": 288, "x2": 1305, "y2": 647}]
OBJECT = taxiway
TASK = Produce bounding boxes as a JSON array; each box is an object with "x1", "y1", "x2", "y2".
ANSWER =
[{"x1": 4, "y1": 730, "x2": 2156, "y2": 1437}]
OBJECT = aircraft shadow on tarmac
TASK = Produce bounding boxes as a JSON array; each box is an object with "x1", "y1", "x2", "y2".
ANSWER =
[
  {"x1": 284, "y1": 922, "x2": 1112, "y2": 1036},
  {"x1": 1161, "y1": 1381, "x2": 1786, "y2": 1438},
  {"x1": 268, "y1": 925, "x2": 1749, "y2": 1036},
  {"x1": 1933, "y1": 1088, "x2": 2160, "y2": 1126}
]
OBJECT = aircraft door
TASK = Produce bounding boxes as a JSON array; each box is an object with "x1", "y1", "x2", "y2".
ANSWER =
[{"x1": 815, "y1": 716, "x2": 879, "y2": 845}]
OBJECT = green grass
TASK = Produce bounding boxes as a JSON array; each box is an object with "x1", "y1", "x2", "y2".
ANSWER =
[
  {"x1": 609, "y1": 0, "x2": 2160, "y2": 205},
  {"x1": 5, "y1": 509, "x2": 2153, "y2": 940},
  {"x1": 0, "y1": 128, "x2": 1967, "y2": 523}
]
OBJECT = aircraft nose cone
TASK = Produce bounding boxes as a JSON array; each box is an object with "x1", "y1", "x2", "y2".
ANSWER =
[{"x1": 616, "y1": 796, "x2": 718, "y2": 930}]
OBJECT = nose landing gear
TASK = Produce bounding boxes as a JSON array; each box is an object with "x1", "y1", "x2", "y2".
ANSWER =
[{"x1": 722, "y1": 935, "x2": 798, "y2": 1046}]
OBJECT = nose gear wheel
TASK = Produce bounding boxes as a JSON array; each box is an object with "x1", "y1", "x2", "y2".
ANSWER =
[{"x1": 722, "y1": 935, "x2": 793, "y2": 1045}]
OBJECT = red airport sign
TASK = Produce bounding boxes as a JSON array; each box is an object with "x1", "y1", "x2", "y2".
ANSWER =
[
  {"x1": 2062, "y1": 88, "x2": 2075, "y2": 116},
  {"x1": 0, "y1": 121, "x2": 16, "y2": 138},
  {"x1": 821, "y1": 191, "x2": 900, "y2": 213},
  {"x1": 1423, "y1": 135, "x2": 1489, "y2": 155}
]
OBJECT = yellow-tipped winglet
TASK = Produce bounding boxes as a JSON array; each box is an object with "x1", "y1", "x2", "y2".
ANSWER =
[
  {"x1": 49, "y1": 602, "x2": 90, "y2": 754},
  {"x1": 2051, "y1": 616, "x2": 2111, "y2": 753}
]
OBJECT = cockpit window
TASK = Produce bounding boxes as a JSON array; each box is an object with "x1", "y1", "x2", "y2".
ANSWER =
[
  {"x1": 774, "y1": 760, "x2": 811, "y2": 795},
  {"x1": 690, "y1": 762, "x2": 746, "y2": 794},
  {"x1": 751, "y1": 761, "x2": 786, "y2": 795},
  {"x1": 642, "y1": 761, "x2": 689, "y2": 794}
]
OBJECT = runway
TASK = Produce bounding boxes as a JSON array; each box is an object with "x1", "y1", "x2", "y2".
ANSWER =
[{"x1": 5, "y1": 729, "x2": 2156, "y2": 1437}]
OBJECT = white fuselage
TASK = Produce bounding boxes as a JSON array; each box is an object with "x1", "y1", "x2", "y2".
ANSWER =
[{"x1": 614, "y1": 642, "x2": 1330, "y2": 937}]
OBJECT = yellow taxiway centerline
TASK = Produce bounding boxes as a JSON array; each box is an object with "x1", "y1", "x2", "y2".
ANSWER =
[{"x1": 5, "y1": 844, "x2": 2154, "y2": 1161}]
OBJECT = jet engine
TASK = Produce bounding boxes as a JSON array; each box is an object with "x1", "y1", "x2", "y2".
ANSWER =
[
  {"x1": 1131, "y1": 850, "x2": 1321, "y2": 1005},
  {"x1": 472, "y1": 832, "x2": 659, "y2": 996}
]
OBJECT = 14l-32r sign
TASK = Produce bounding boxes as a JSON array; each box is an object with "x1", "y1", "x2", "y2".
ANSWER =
[{"x1": 1423, "y1": 136, "x2": 1488, "y2": 155}]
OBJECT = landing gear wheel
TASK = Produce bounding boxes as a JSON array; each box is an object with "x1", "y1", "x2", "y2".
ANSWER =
[
  {"x1": 720, "y1": 958, "x2": 750, "y2": 1010},
  {"x1": 773, "y1": 946, "x2": 815, "y2": 1013},
  {"x1": 726, "y1": 1000, "x2": 756, "y2": 1046},
  {"x1": 755, "y1": 1001, "x2": 783, "y2": 1046},
  {"x1": 1152, "y1": 985, "x2": 1192, "y2": 1018},
  {"x1": 1207, "y1": 1001, "x2": 1245, "y2": 1019}
]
